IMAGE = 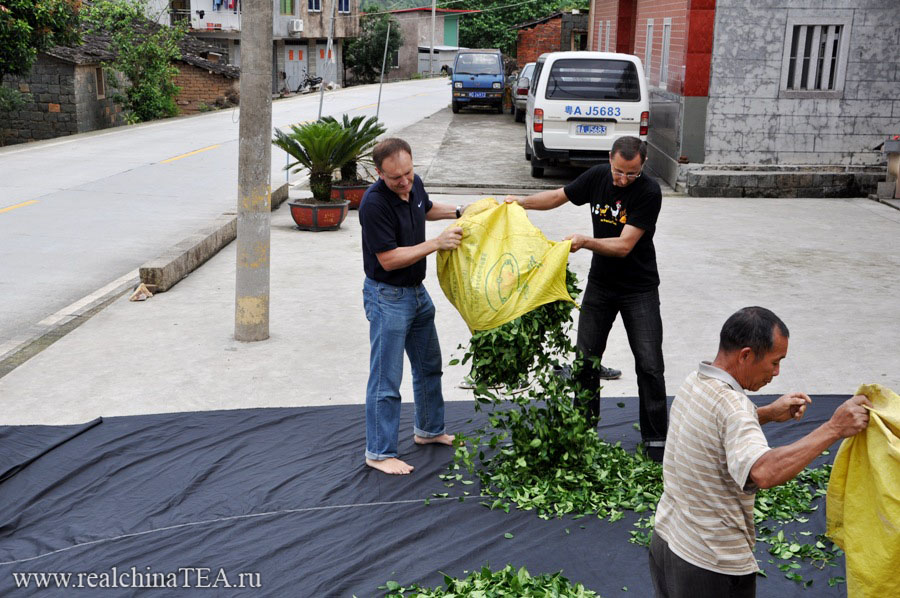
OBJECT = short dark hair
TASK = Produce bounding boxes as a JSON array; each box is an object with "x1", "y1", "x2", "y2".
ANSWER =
[
  {"x1": 373, "y1": 138, "x2": 412, "y2": 170},
  {"x1": 719, "y1": 307, "x2": 790, "y2": 358},
  {"x1": 610, "y1": 136, "x2": 647, "y2": 162}
]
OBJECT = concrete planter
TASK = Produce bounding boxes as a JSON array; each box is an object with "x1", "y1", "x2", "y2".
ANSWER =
[
  {"x1": 287, "y1": 200, "x2": 350, "y2": 232},
  {"x1": 330, "y1": 182, "x2": 371, "y2": 210}
]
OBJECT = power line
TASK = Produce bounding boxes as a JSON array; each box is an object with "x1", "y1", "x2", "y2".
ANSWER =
[{"x1": 332, "y1": 0, "x2": 547, "y2": 21}]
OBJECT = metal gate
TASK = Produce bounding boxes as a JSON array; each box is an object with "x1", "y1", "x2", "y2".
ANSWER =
[
  {"x1": 315, "y1": 41, "x2": 335, "y2": 85},
  {"x1": 284, "y1": 42, "x2": 307, "y2": 92}
]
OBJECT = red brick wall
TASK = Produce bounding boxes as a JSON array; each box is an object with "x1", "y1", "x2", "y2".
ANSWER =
[
  {"x1": 173, "y1": 64, "x2": 238, "y2": 114},
  {"x1": 590, "y1": 0, "x2": 619, "y2": 51},
  {"x1": 516, "y1": 16, "x2": 563, "y2": 68},
  {"x1": 633, "y1": 0, "x2": 689, "y2": 93}
]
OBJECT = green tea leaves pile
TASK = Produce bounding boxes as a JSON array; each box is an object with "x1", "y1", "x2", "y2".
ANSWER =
[
  {"x1": 381, "y1": 565, "x2": 600, "y2": 598},
  {"x1": 441, "y1": 270, "x2": 844, "y2": 589}
]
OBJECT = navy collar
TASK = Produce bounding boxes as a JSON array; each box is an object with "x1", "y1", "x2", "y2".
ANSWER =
[
  {"x1": 376, "y1": 177, "x2": 416, "y2": 206},
  {"x1": 699, "y1": 361, "x2": 745, "y2": 392}
]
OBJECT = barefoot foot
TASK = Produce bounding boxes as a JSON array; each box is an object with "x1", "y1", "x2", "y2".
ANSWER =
[
  {"x1": 413, "y1": 433, "x2": 455, "y2": 447},
  {"x1": 366, "y1": 457, "x2": 414, "y2": 475}
]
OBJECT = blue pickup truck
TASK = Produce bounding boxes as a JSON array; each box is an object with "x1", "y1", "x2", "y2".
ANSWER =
[{"x1": 451, "y1": 49, "x2": 505, "y2": 114}]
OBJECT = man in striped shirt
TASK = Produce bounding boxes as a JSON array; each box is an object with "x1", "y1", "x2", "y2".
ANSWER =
[{"x1": 650, "y1": 306, "x2": 871, "y2": 598}]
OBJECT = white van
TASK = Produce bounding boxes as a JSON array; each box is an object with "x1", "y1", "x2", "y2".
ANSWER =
[{"x1": 524, "y1": 51, "x2": 649, "y2": 177}]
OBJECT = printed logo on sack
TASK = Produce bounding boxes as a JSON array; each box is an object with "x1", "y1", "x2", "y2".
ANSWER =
[{"x1": 485, "y1": 253, "x2": 520, "y2": 312}]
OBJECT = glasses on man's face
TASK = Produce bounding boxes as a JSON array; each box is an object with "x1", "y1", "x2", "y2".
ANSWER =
[{"x1": 610, "y1": 166, "x2": 643, "y2": 180}]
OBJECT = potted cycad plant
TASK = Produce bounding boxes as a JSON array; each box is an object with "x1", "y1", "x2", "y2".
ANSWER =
[
  {"x1": 272, "y1": 120, "x2": 358, "y2": 231},
  {"x1": 321, "y1": 114, "x2": 386, "y2": 209}
]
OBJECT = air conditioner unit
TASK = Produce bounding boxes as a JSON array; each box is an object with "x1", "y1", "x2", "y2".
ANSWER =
[{"x1": 289, "y1": 19, "x2": 303, "y2": 34}]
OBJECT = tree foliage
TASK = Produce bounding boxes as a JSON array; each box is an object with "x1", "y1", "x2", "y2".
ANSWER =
[
  {"x1": 0, "y1": 0, "x2": 81, "y2": 80},
  {"x1": 82, "y1": 0, "x2": 187, "y2": 123},
  {"x1": 344, "y1": 3, "x2": 402, "y2": 84},
  {"x1": 454, "y1": 0, "x2": 590, "y2": 57}
]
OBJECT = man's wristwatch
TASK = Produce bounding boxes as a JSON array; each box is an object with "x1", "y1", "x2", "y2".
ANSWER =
[{"x1": 455, "y1": 205, "x2": 463, "y2": 218}]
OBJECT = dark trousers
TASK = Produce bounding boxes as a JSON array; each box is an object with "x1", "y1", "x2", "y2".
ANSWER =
[
  {"x1": 574, "y1": 277, "x2": 667, "y2": 443},
  {"x1": 649, "y1": 533, "x2": 757, "y2": 598}
]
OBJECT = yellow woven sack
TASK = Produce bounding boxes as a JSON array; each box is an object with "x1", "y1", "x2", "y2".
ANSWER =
[
  {"x1": 437, "y1": 198, "x2": 575, "y2": 332},
  {"x1": 826, "y1": 384, "x2": 900, "y2": 598}
]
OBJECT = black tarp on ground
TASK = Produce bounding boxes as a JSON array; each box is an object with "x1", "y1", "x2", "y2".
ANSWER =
[{"x1": 0, "y1": 396, "x2": 849, "y2": 597}]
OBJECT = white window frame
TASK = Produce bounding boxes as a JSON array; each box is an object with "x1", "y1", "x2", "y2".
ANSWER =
[
  {"x1": 605, "y1": 19, "x2": 610, "y2": 52},
  {"x1": 644, "y1": 19, "x2": 653, "y2": 79},
  {"x1": 337, "y1": 0, "x2": 349, "y2": 14},
  {"x1": 307, "y1": 0, "x2": 321, "y2": 13},
  {"x1": 660, "y1": 18, "x2": 671, "y2": 86},
  {"x1": 596, "y1": 21, "x2": 602, "y2": 52},
  {"x1": 779, "y1": 15, "x2": 852, "y2": 99}
]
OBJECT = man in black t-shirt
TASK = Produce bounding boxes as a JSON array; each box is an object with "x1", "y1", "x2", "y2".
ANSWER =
[
  {"x1": 507, "y1": 136, "x2": 667, "y2": 462},
  {"x1": 359, "y1": 138, "x2": 468, "y2": 475}
]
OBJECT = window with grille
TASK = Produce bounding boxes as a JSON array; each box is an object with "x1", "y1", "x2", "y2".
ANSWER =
[
  {"x1": 644, "y1": 19, "x2": 653, "y2": 78},
  {"x1": 308, "y1": 0, "x2": 321, "y2": 12},
  {"x1": 338, "y1": 0, "x2": 349, "y2": 13},
  {"x1": 660, "y1": 18, "x2": 671, "y2": 85},
  {"x1": 780, "y1": 17, "x2": 851, "y2": 98},
  {"x1": 280, "y1": 0, "x2": 294, "y2": 15}
]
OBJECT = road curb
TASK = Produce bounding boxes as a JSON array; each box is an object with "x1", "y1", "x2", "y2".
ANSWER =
[
  {"x1": 138, "y1": 182, "x2": 290, "y2": 293},
  {"x1": 0, "y1": 270, "x2": 139, "y2": 376},
  {"x1": 0, "y1": 182, "x2": 291, "y2": 378}
]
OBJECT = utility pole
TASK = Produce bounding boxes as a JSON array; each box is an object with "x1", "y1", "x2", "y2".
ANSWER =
[
  {"x1": 429, "y1": 0, "x2": 436, "y2": 77},
  {"x1": 235, "y1": 0, "x2": 272, "y2": 342},
  {"x1": 318, "y1": 0, "x2": 338, "y2": 119},
  {"x1": 376, "y1": 20, "x2": 391, "y2": 119}
]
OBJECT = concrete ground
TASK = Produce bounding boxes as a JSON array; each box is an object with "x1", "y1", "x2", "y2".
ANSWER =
[{"x1": 1, "y1": 108, "x2": 898, "y2": 425}]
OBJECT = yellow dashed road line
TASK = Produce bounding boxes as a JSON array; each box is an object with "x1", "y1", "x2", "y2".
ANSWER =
[
  {"x1": 0, "y1": 200, "x2": 38, "y2": 214},
  {"x1": 161, "y1": 144, "x2": 221, "y2": 164}
]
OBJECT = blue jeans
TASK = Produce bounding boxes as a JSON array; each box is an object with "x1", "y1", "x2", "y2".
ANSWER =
[
  {"x1": 575, "y1": 277, "x2": 668, "y2": 444},
  {"x1": 363, "y1": 278, "x2": 446, "y2": 460}
]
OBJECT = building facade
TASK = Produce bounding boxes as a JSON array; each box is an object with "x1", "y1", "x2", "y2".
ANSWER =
[
  {"x1": 589, "y1": 0, "x2": 899, "y2": 194},
  {"x1": 515, "y1": 11, "x2": 589, "y2": 69},
  {"x1": 179, "y1": 0, "x2": 360, "y2": 92},
  {"x1": 382, "y1": 8, "x2": 475, "y2": 81},
  {"x1": 0, "y1": 34, "x2": 238, "y2": 146}
]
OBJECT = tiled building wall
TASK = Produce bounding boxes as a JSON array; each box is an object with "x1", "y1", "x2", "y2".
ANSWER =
[
  {"x1": 590, "y1": 0, "x2": 619, "y2": 52},
  {"x1": 705, "y1": 1, "x2": 898, "y2": 166}
]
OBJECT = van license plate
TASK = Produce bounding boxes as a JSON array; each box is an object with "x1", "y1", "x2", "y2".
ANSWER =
[
  {"x1": 470, "y1": 91, "x2": 486, "y2": 98},
  {"x1": 576, "y1": 125, "x2": 607, "y2": 135}
]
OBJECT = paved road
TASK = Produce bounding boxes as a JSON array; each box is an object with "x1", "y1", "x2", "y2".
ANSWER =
[{"x1": 0, "y1": 77, "x2": 451, "y2": 346}]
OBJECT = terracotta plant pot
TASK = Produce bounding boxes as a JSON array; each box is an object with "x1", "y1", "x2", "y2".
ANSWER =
[
  {"x1": 330, "y1": 182, "x2": 371, "y2": 210},
  {"x1": 287, "y1": 200, "x2": 350, "y2": 231}
]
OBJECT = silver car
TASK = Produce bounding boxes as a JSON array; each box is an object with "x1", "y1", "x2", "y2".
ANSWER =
[{"x1": 511, "y1": 62, "x2": 535, "y2": 122}]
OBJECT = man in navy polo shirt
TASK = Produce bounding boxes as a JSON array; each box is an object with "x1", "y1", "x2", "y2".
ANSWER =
[
  {"x1": 359, "y1": 138, "x2": 467, "y2": 475},
  {"x1": 506, "y1": 136, "x2": 667, "y2": 462}
]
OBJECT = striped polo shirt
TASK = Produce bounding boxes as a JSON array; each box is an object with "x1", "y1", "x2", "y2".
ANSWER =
[{"x1": 653, "y1": 362, "x2": 771, "y2": 575}]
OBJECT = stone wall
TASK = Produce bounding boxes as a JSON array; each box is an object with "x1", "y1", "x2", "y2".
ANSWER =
[
  {"x1": 705, "y1": 1, "x2": 899, "y2": 167},
  {"x1": 1, "y1": 56, "x2": 123, "y2": 146},
  {"x1": 74, "y1": 65, "x2": 123, "y2": 133},
  {"x1": 1, "y1": 56, "x2": 78, "y2": 145},
  {"x1": 173, "y1": 63, "x2": 239, "y2": 114}
]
